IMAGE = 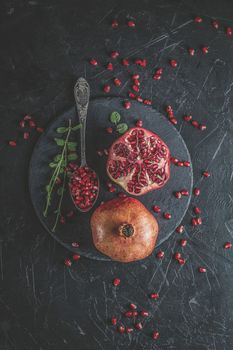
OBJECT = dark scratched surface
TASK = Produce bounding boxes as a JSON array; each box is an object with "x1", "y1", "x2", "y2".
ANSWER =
[{"x1": 1, "y1": 0, "x2": 233, "y2": 349}]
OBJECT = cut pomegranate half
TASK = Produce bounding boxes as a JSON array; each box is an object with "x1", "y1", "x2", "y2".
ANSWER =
[{"x1": 107, "y1": 127, "x2": 170, "y2": 195}]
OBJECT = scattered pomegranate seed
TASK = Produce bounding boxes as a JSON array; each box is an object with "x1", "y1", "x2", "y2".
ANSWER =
[
  {"x1": 153, "y1": 205, "x2": 161, "y2": 213},
  {"x1": 163, "y1": 212, "x2": 171, "y2": 220},
  {"x1": 23, "y1": 132, "x2": 29, "y2": 140},
  {"x1": 156, "y1": 250, "x2": 165, "y2": 259},
  {"x1": 150, "y1": 293, "x2": 159, "y2": 299},
  {"x1": 89, "y1": 58, "x2": 98, "y2": 66},
  {"x1": 117, "y1": 325, "x2": 125, "y2": 333},
  {"x1": 72, "y1": 254, "x2": 80, "y2": 261},
  {"x1": 140, "y1": 310, "x2": 149, "y2": 317},
  {"x1": 180, "y1": 239, "x2": 187, "y2": 247},
  {"x1": 124, "y1": 100, "x2": 131, "y2": 109},
  {"x1": 226, "y1": 27, "x2": 233, "y2": 36},
  {"x1": 170, "y1": 157, "x2": 178, "y2": 164},
  {"x1": 152, "y1": 330, "x2": 160, "y2": 340},
  {"x1": 193, "y1": 207, "x2": 201, "y2": 214},
  {"x1": 202, "y1": 171, "x2": 210, "y2": 177},
  {"x1": 134, "y1": 322, "x2": 143, "y2": 330},
  {"x1": 132, "y1": 74, "x2": 140, "y2": 80},
  {"x1": 36, "y1": 127, "x2": 44, "y2": 133},
  {"x1": 64, "y1": 259, "x2": 72, "y2": 267},
  {"x1": 136, "y1": 96, "x2": 143, "y2": 102},
  {"x1": 19, "y1": 120, "x2": 25, "y2": 128},
  {"x1": 183, "y1": 115, "x2": 192, "y2": 121},
  {"x1": 29, "y1": 120, "x2": 36, "y2": 128},
  {"x1": 135, "y1": 119, "x2": 143, "y2": 127},
  {"x1": 170, "y1": 117, "x2": 177, "y2": 125},
  {"x1": 122, "y1": 58, "x2": 129, "y2": 66},
  {"x1": 106, "y1": 127, "x2": 113, "y2": 134},
  {"x1": 183, "y1": 161, "x2": 191, "y2": 167},
  {"x1": 174, "y1": 252, "x2": 181, "y2": 260},
  {"x1": 128, "y1": 91, "x2": 136, "y2": 99},
  {"x1": 198, "y1": 267, "x2": 206, "y2": 273},
  {"x1": 103, "y1": 84, "x2": 111, "y2": 93},
  {"x1": 111, "y1": 317, "x2": 117, "y2": 325},
  {"x1": 201, "y1": 46, "x2": 209, "y2": 54},
  {"x1": 181, "y1": 189, "x2": 189, "y2": 196},
  {"x1": 196, "y1": 217, "x2": 202, "y2": 225},
  {"x1": 166, "y1": 105, "x2": 173, "y2": 115},
  {"x1": 169, "y1": 59, "x2": 177, "y2": 68},
  {"x1": 108, "y1": 186, "x2": 117, "y2": 193},
  {"x1": 111, "y1": 51, "x2": 119, "y2": 59},
  {"x1": 188, "y1": 48, "x2": 195, "y2": 56},
  {"x1": 212, "y1": 20, "x2": 219, "y2": 29},
  {"x1": 191, "y1": 120, "x2": 199, "y2": 128},
  {"x1": 194, "y1": 16, "x2": 203, "y2": 23},
  {"x1": 126, "y1": 327, "x2": 134, "y2": 333},
  {"x1": 71, "y1": 242, "x2": 79, "y2": 247},
  {"x1": 174, "y1": 191, "x2": 182, "y2": 199},
  {"x1": 106, "y1": 62, "x2": 113, "y2": 71},
  {"x1": 176, "y1": 225, "x2": 184, "y2": 233},
  {"x1": 124, "y1": 311, "x2": 133, "y2": 318},
  {"x1": 177, "y1": 161, "x2": 184, "y2": 167},
  {"x1": 143, "y1": 99, "x2": 152, "y2": 105},
  {"x1": 128, "y1": 20, "x2": 136, "y2": 27},
  {"x1": 114, "y1": 78, "x2": 121, "y2": 87},
  {"x1": 193, "y1": 188, "x2": 200, "y2": 196},
  {"x1": 24, "y1": 115, "x2": 32, "y2": 121},
  {"x1": 132, "y1": 311, "x2": 138, "y2": 317},
  {"x1": 223, "y1": 242, "x2": 232, "y2": 249},
  {"x1": 178, "y1": 258, "x2": 186, "y2": 265},
  {"x1": 103, "y1": 149, "x2": 109, "y2": 155},
  {"x1": 97, "y1": 150, "x2": 103, "y2": 157},
  {"x1": 199, "y1": 124, "x2": 207, "y2": 131},
  {"x1": 153, "y1": 73, "x2": 161, "y2": 80},
  {"x1": 111, "y1": 19, "x2": 119, "y2": 28},
  {"x1": 133, "y1": 79, "x2": 140, "y2": 86},
  {"x1": 113, "y1": 278, "x2": 121, "y2": 286},
  {"x1": 9, "y1": 140, "x2": 17, "y2": 147},
  {"x1": 134, "y1": 58, "x2": 147, "y2": 67},
  {"x1": 191, "y1": 218, "x2": 198, "y2": 226},
  {"x1": 129, "y1": 303, "x2": 137, "y2": 310},
  {"x1": 118, "y1": 192, "x2": 127, "y2": 198},
  {"x1": 132, "y1": 84, "x2": 139, "y2": 92}
]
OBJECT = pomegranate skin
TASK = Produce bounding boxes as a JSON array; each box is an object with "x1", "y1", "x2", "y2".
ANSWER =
[{"x1": 91, "y1": 197, "x2": 159, "y2": 262}]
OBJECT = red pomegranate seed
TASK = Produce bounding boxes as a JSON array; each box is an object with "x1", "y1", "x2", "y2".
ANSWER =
[
  {"x1": 111, "y1": 317, "x2": 117, "y2": 325},
  {"x1": 170, "y1": 156, "x2": 178, "y2": 164},
  {"x1": 196, "y1": 217, "x2": 202, "y2": 225},
  {"x1": 191, "y1": 218, "x2": 198, "y2": 226},
  {"x1": 89, "y1": 58, "x2": 98, "y2": 66},
  {"x1": 24, "y1": 115, "x2": 32, "y2": 121},
  {"x1": 114, "y1": 78, "x2": 121, "y2": 87},
  {"x1": 193, "y1": 188, "x2": 200, "y2": 196},
  {"x1": 156, "y1": 250, "x2": 165, "y2": 259},
  {"x1": 201, "y1": 46, "x2": 209, "y2": 54},
  {"x1": 134, "y1": 58, "x2": 147, "y2": 67},
  {"x1": 226, "y1": 27, "x2": 233, "y2": 36},
  {"x1": 117, "y1": 325, "x2": 125, "y2": 333},
  {"x1": 176, "y1": 225, "x2": 184, "y2": 233},
  {"x1": 202, "y1": 171, "x2": 210, "y2": 177},
  {"x1": 71, "y1": 242, "x2": 79, "y2": 247},
  {"x1": 29, "y1": 120, "x2": 36, "y2": 128},
  {"x1": 128, "y1": 91, "x2": 136, "y2": 99},
  {"x1": 199, "y1": 124, "x2": 207, "y2": 131},
  {"x1": 106, "y1": 62, "x2": 113, "y2": 71},
  {"x1": 9, "y1": 140, "x2": 17, "y2": 147},
  {"x1": 183, "y1": 161, "x2": 190, "y2": 167},
  {"x1": 183, "y1": 115, "x2": 192, "y2": 121},
  {"x1": 124, "y1": 101, "x2": 131, "y2": 109},
  {"x1": 169, "y1": 59, "x2": 177, "y2": 68},
  {"x1": 19, "y1": 120, "x2": 25, "y2": 128},
  {"x1": 111, "y1": 51, "x2": 119, "y2": 59},
  {"x1": 170, "y1": 117, "x2": 177, "y2": 125},
  {"x1": 132, "y1": 311, "x2": 138, "y2": 317},
  {"x1": 178, "y1": 258, "x2": 186, "y2": 265},
  {"x1": 132, "y1": 74, "x2": 140, "y2": 80},
  {"x1": 150, "y1": 293, "x2": 159, "y2": 299},
  {"x1": 111, "y1": 19, "x2": 119, "y2": 28},
  {"x1": 174, "y1": 191, "x2": 182, "y2": 199},
  {"x1": 153, "y1": 206, "x2": 161, "y2": 213},
  {"x1": 134, "y1": 322, "x2": 143, "y2": 330},
  {"x1": 166, "y1": 105, "x2": 173, "y2": 113},
  {"x1": 64, "y1": 259, "x2": 72, "y2": 267},
  {"x1": 133, "y1": 79, "x2": 140, "y2": 86},
  {"x1": 128, "y1": 20, "x2": 136, "y2": 27},
  {"x1": 180, "y1": 239, "x2": 187, "y2": 247},
  {"x1": 136, "y1": 96, "x2": 143, "y2": 102},
  {"x1": 212, "y1": 20, "x2": 219, "y2": 29},
  {"x1": 163, "y1": 212, "x2": 171, "y2": 220},
  {"x1": 193, "y1": 207, "x2": 201, "y2": 214},
  {"x1": 152, "y1": 330, "x2": 160, "y2": 340},
  {"x1": 103, "y1": 84, "x2": 111, "y2": 93},
  {"x1": 198, "y1": 267, "x2": 206, "y2": 273},
  {"x1": 135, "y1": 120, "x2": 143, "y2": 127},
  {"x1": 118, "y1": 192, "x2": 127, "y2": 198},
  {"x1": 181, "y1": 189, "x2": 189, "y2": 196},
  {"x1": 153, "y1": 74, "x2": 161, "y2": 80},
  {"x1": 126, "y1": 327, "x2": 134, "y2": 333},
  {"x1": 177, "y1": 161, "x2": 184, "y2": 167},
  {"x1": 129, "y1": 303, "x2": 137, "y2": 310},
  {"x1": 191, "y1": 120, "x2": 199, "y2": 128},
  {"x1": 124, "y1": 311, "x2": 133, "y2": 318},
  {"x1": 122, "y1": 58, "x2": 129, "y2": 66},
  {"x1": 106, "y1": 127, "x2": 113, "y2": 134},
  {"x1": 108, "y1": 186, "x2": 116, "y2": 193},
  {"x1": 223, "y1": 242, "x2": 232, "y2": 249},
  {"x1": 132, "y1": 84, "x2": 139, "y2": 92},
  {"x1": 113, "y1": 278, "x2": 121, "y2": 286},
  {"x1": 174, "y1": 252, "x2": 181, "y2": 260},
  {"x1": 73, "y1": 254, "x2": 80, "y2": 261},
  {"x1": 188, "y1": 48, "x2": 195, "y2": 56},
  {"x1": 23, "y1": 132, "x2": 29, "y2": 140},
  {"x1": 36, "y1": 127, "x2": 44, "y2": 133},
  {"x1": 143, "y1": 99, "x2": 152, "y2": 105},
  {"x1": 140, "y1": 310, "x2": 149, "y2": 317},
  {"x1": 194, "y1": 16, "x2": 203, "y2": 23}
]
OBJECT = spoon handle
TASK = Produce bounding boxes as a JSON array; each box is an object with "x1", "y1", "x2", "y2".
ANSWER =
[{"x1": 74, "y1": 78, "x2": 90, "y2": 167}]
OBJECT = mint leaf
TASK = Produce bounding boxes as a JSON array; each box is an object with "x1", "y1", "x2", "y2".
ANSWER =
[
  {"x1": 68, "y1": 153, "x2": 78, "y2": 161},
  {"x1": 67, "y1": 142, "x2": 77, "y2": 151},
  {"x1": 54, "y1": 138, "x2": 65, "y2": 146},
  {"x1": 56, "y1": 127, "x2": 68, "y2": 133},
  {"x1": 110, "y1": 111, "x2": 121, "y2": 124},
  {"x1": 116, "y1": 123, "x2": 128, "y2": 134},
  {"x1": 54, "y1": 154, "x2": 62, "y2": 162},
  {"x1": 72, "y1": 124, "x2": 82, "y2": 131},
  {"x1": 49, "y1": 162, "x2": 57, "y2": 168}
]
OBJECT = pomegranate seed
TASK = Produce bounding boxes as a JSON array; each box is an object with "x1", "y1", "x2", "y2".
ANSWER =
[
  {"x1": 106, "y1": 127, "x2": 113, "y2": 134},
  {"x1": 176, "y1": 225, "x2": 184, "y2": 233},
  {"x1": 155, "y1": 67, "x2": 163, "y2": 75},
  {"x1": 111, "y1": 317, "x2": 117, "y2": 325},
  {"x1": 113, "y1": 278, "x2": 121, "y2": 286},
  {"x1": 223, "y1": 242, "x2": 232, "y2": 249},
  {"x1": 132, "y1": 74, "x2": 140, "y2": 80},
  {"x1": 122, "y1": 58, "x2": 129, "y2": 66},
  {"x1": 106, "y1": 62, "x2": 113, "y2": 71},
  {"x1": 180, "y1": 239, "x2": 187, "y2": 247},
  {"x1": 193, "y1": 207, "x2": 201, "y2": 214},
  {"x1": 128, "y1": 91, "x2": 136, "y2": 99},
  {"x1": 177, "y1": 161, "x2": 184, "y2": 167},
  {"x1": 170, "y1": 157, "x2": 178, "y2": 164},
  {"x1": 71, "y1": 242, "x2": 79, "y2": 247},
  {"x1": 133, "y1": 79, "x2": 140, "y2": 86},
  {"x1": 152, "y1": 331, "x2": 160, "y2": 340},
  {"x1": 72, "y1": 254, "x2": 80, "y2": 261},
  {"x1": 183, "y1": 115, "x2": 192, "y2": 121},
  {"x1": 140, "y1": 310, "x2": 149, "y2": 317},
  {"x1": 150, "y1": 293, "x2": 159, "y2": 299},
  {"x1": 114, "y1": 78, "x2": 121, "y2": 87},
  {"x1": 170, "y1": 117, "x2": 177, "y2": 125},
  {"x1": 202, "y1": 171, "x2": 210, "y2": 177},
  {"x1": 178, "y1": 258, "x2": 186, "y2": 265},
  {"x1": 201, "y1": 46, "x2": 209, "y2": 54},
  {"x1": 166, "y1": 105, "x2": 173, "y2": 113},
  {"x1": 103, "y1": 84, "x2": 111, "y2": 93},
  {"x1": 118, "y1": 192, "x2": 127, "y2": 198},
  {"x1": 124, "y1": 311, "x2": 133, "y2": 318},
  {"x1": 193, "y1": 188, "x2": 200, "y2": 196},
  {"x1": 153, "y1": 74, "x2": 161, "y2": 80},
  {"x1": 226, "y1": 27, "x2": 233, "y2": 36},
  {"x1": 174, "y1": 191, "x2": 182, "y2": 199},
  {"x1": 174, "y1": 252, "x2": 181, "y2": 260},
  {"x1": 196, "y1": 217, "x2": 202, "y2": 225},
  {"x1": 19, "y1": 120, "x2": 25, "y2": 128},
  {"x1": 29, "y1": 120, "x2": 36, "y2": 128},
  {"x1": 128, "y1": 20, "x2": 136, "y2": 27},
  {"x1": 64, "y1": 259, "x2": 72, "y2": 267},
  {"x1": 24, "y1": 115, "x2": 32, "y2": 121},
  {"x1": 134, "y1": 322, "x2": 143, "y2": 330},
  {"x1": 111, "y1": 51, "x2": 119, "y2": 59},
  {"x1": 36, "y1": 127, "x2": 44, "y2": 133},
  {"x1": 134, "y1": 58, "x2": 147, "y2": 67},
  {"x1": 132, "y1": 311, "x2": 138, "y2": 317},
  {"x1": 23, "y1": 132, "x2": 29, "y2": 140},
  {"x1": 111, "y1": 19, "x2": 119, "y2": 28},
  {"x1": 191, "y1": 120, "x2": 199, "y2": 128},
  {"x1": 132, "y1": 84, "x2": 139, "y2": 92},
  {"x1": 9, "y1": 140, "x2": 17, "y2": 147},
  {"x1": 60, "y1": 216, "x2": 65, "y2": 224},
  {"x1": 89, "y1": 58, "x2": 98, "y2": 66},
  {"x1": 194, "y1": 16, "x2": 203, "y2": 23},
  {"x1": 108, "y1": 186, "x2": 116, "y2": 193},
  {"x1": 117, "y1": 325, "x2": 125, "y2": 333},
  {"x1": 198, "y1": 267, "x2": 206, "y2": 273},
  {"x1": 97, "y1": 150, "x2": 103, "y2": 157},
  {"x1": 103, "y1": 149, "x2": 109, "y2": 155},
  {"x1": 126, "y1": 327, "x2": 134, "y2": 333},
  {"x1": 212, "y1": 20, "x2": 219, "y2": 29},
  {"x1": 183, "y1": 161, "x2": 190, "y2": 167},
  {"x1": 136, "y1": 96, "x2": 143, "y2": 102},
  {"x1": 188, "y1": 48, "x2": 195, "y2": 56},
  {"x1": 129, "y1": 303, "x2": 137, "y2": 310},
  {"x1": 143, "y1": 99, "x2": 152, "y2": 105},
  {"x1": 153, "y1": 206, "x2": 161, "y2": 213},
  {"x1": 135, "y1": 119, "x2": 143, "y2": 127},
  {"x1": 191, "y1": 218, "x2": 198, "y2": 226},
  {"x1": 124, "y1": 101, "x2": 131, "y2": 109},
  {"x1": 156, "y1": 250, "x2": 165, "y2": 259},
  {"x1": 181, "y1": 190, "x2": 189, "y2": 196},
  {"x1": 199, "y1": 124, "x2": 207, "y2": 131},
  {"x1": 169, "y1": 59, "x2": 177, "y2": 68}
]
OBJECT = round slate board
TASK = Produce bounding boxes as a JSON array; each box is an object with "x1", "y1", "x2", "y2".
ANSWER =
[{"x1": 29, "y1": 97, "x2": 193, "y2": 261}]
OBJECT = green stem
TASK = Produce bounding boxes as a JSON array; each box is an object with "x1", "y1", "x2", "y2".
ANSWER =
[{"x1": 52, "y1": 167, "x2": 67, "y2": 232}]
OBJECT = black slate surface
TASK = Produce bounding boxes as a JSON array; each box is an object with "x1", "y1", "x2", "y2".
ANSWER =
[{"x1": 1, "y1": 0, "x2": 233, "y2": 349}]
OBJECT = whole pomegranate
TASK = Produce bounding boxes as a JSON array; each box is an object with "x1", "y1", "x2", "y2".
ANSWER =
[
  {"x1": 91, "y1": 197, "x2": 159, "y2": 262},
  {"x1": 107, "y1": 127, "x2": 170, "y2": 195}
]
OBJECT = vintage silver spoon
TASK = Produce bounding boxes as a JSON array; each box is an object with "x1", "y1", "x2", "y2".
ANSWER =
[{"x1": 69, "y1": 77, "x2": 99, "y2": 212}]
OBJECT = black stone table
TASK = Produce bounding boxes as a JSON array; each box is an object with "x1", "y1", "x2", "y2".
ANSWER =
[{"x1": 1, "y1": 0, "x2": 233, "y2": 349}]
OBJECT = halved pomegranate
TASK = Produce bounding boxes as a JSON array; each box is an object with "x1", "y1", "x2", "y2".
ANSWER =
[{"x1": 107, "y1": 127, "x2": 170, "y2": 195}]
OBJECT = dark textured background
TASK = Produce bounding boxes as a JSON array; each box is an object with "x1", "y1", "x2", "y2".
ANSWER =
[{"x1": 1, "y1": 0, "x2": 233, "y2": 349}]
